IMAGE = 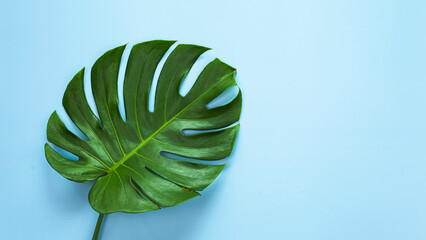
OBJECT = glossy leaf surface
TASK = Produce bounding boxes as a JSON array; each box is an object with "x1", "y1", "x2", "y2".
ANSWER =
[{"x1": 45, "y1": 40, "x2": 242, "y2": 214}]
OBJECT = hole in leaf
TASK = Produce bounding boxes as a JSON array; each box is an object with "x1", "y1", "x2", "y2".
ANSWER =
[
  {"x1": 48, "y1": 143, "x2": 79, "y2": 161},
  {"x1": 117, "y1": 44, "x2": 132, "y2": 122},
  {"x1": 146, "y1": 167, "x2": 198, "y2": 192},
  {"x1": 160, "y1": 151, "x2": 228, "y2": 165},
  {"x1": 149, "y1": 42, "x2": 179, "y2": 112},
  {"x1": 56, "y1": 109, "x2": 89, "y2": 141},
  {"x1": 206, "y1": 86, "x2": 239, "y2": 109},
  {"x1": 181, "y1": 122, "x2": 239, "y2": 136},
  {"x1": 145, "y1": 166, "x2": 168, "y2": 181},
  {"x1": 130, "y1": 178, "x2": 161, "y2": 208},
  {"x1": 179, "y1": 52, "x2": 215, "y2": 97},
  {"x1": 84, "y1": 67, "x2": 103, "y2": 128}
]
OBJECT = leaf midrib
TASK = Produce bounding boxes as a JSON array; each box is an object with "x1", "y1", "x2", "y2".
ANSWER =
[{"x1": 108, "y1": 73, "x2": 232, "y2": 173}]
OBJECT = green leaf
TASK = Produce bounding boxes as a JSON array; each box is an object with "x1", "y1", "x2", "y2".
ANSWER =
[{"x1": 45, "y1": 40, "x2": 242, "y2": 214}]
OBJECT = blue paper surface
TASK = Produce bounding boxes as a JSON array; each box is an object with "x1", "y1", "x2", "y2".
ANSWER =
[{"x1": 0, "y1": 1, "x2": 425, "y2": 239}]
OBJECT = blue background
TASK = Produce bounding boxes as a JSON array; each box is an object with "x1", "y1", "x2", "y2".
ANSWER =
[{"x1": 1, "y1": 0, "x2": 426, "y2": 239}]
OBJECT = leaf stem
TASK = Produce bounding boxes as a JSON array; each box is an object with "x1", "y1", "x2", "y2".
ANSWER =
[{"x1": 92, "y1": 213, "x2": 105, "y2": 240}]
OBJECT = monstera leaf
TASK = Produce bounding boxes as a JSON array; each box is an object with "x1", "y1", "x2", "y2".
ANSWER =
[{"x1": 44, "y1": 40, "x2": 241, "y2": 239}]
